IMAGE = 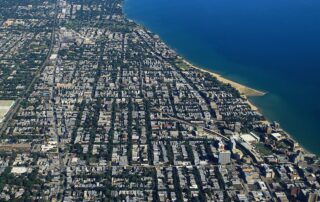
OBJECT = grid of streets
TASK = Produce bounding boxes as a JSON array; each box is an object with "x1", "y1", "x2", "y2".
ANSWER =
[{"x1": 0, "y1": 0, "x2": 319, "y2": 201}]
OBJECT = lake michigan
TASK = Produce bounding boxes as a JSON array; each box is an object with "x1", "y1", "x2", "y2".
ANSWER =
[{"x1": 124, "y1": 0, "x2": 320, "y2": 154}]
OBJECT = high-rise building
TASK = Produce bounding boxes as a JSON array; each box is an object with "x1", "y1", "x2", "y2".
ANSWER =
[
  {"x1": 218, "y1": 151, "x2": 231, "y2": 165},
  {"x1": 230, "y1": 137, "x2": 236, "y2": 152}
]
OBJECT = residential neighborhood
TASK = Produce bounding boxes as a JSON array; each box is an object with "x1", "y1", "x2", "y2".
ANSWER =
[{"x1": 0, "y1": 0, "x2": 319, "y2": 201}]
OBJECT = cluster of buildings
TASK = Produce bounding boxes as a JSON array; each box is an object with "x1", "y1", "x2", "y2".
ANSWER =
[
  {"x1": 0, "y1": 2, "x2": 54, "y2": 99},
  {"x1": 0, "y1": 0, "x2": 319, "y2": 201}
]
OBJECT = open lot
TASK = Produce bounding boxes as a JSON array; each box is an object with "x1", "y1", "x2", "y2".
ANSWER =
[{"x1": 0, "y1": 100, "x2": 15, "y2": 123}]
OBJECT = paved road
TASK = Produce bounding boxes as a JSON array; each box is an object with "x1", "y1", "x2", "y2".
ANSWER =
[
  {"x1": 0, "y1": 2, "x2": 58, "y2": 135},
  {"x1": 151, "y1": 107, "x2": 230, "y2": 141}
]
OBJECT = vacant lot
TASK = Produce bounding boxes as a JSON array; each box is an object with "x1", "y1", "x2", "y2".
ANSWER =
[{"x1": 0, "y1": 100, "x2": 15, "y2": 123}]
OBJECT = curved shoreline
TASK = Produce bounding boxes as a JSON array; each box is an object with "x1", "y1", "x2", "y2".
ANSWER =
[
  {"x1": 177, "y1": 58, "x2": 266, "y2": 113},
  {"x1": 178, "y1": 59, "x2": 317, "y2": 153},
  {"x1": 124, "y1": 2, "x2": 318, "y2": 156},
  {"x1": 178, "y1": 59, "x2": 316, "y2": 155},
  {"x1": 180, "y1": 59, "x2": 266, "y2": 97}
]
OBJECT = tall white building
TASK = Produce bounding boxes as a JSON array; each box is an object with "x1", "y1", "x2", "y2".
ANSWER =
[{"x1": 218, "y1": 151, "x2": 231, "y2": 165}]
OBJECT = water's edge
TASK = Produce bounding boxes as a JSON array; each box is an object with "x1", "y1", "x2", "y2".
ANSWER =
[{"x1": 123, "y1": 0, "x2": 320, "y2": 155}]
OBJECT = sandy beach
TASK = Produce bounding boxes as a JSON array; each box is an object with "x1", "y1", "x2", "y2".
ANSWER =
[
  {"x1": 181, "y1": 59, "x2": 266, "y2": 97},
  {"x1": 180, "y1": 60, "x2": 316, "y2": 154},
  {"x1": 176, "y1": 59, "x2": 266, "y2": 114},
  {"x1": 177, "y1": 61, "x2": 319, "y2": 151}
]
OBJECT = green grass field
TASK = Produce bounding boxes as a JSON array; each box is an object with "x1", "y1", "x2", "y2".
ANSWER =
[{"x1": 255, "y1": 143, "x2": 273, "y2": 156}]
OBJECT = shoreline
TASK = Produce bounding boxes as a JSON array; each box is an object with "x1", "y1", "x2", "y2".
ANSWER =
[
  {"x1": 180, "y1": 59, "x2": 266, "y2": 97},
  {"x1": 124, "y1": 5, "x2": 317, "y2": 156},
  {"x1": 177, "y1": 58, "x2": 267, "y2": 116},
  {"x1": 124, "y1": 6, "x2": 265, "y2": 98},
  {"x1": 178, "y1": 60, "x2": 315, "y2": 155}
]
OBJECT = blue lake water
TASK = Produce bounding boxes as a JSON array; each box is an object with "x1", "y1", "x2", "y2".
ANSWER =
[{"x1": 124, "y1": 0, "x2": 320, "y2": 154}]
